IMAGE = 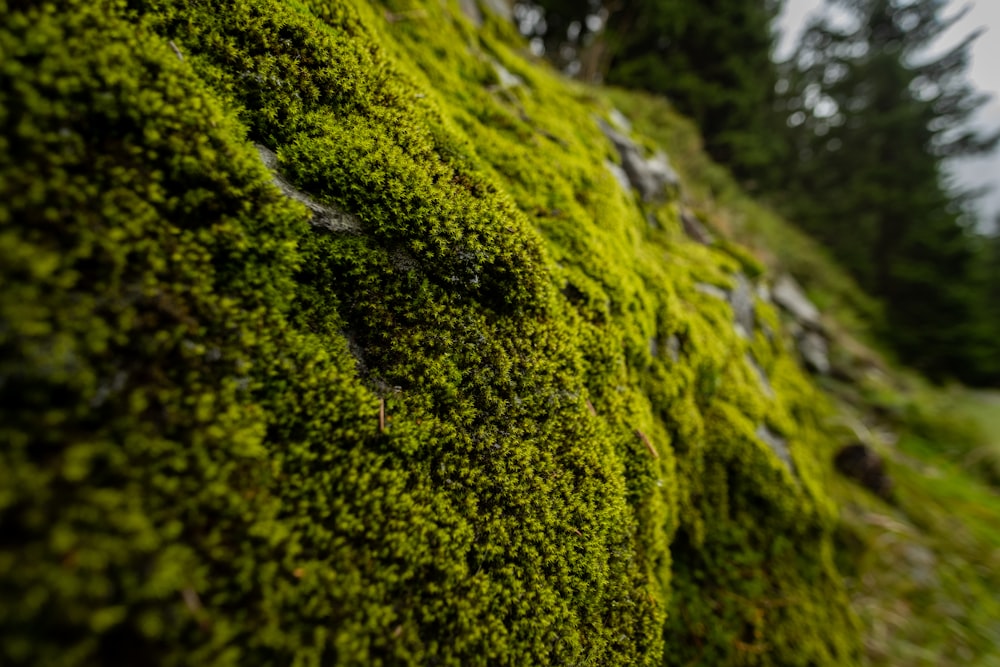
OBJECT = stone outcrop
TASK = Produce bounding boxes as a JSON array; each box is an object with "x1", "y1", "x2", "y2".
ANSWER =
[
  {"x1": 774, "y1": 273, "x2": 822, "y2": 329},
  {"x1": 680, "y1": 209, "x2": 714, "y2": 244},
  {"x1": 773, "y1": 273, "x2": 832, "y2": 375},
  {"x1": 599, "y1": 118, "x2": 680, "y2": 201}
]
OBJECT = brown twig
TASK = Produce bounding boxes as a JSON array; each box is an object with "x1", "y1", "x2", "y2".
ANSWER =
[
  {"x1": 635, "y1": 429, "x2": 659, "y2": 459},
  {"x1": 585, "y1": 399, "x2": 597, "y2": 417},
  {"x1": 379, "y1": 398, "x2": 386, "y2": 432}
]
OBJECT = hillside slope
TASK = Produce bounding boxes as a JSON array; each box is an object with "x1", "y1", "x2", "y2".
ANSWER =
[{"x1": 2, "y1": 0, "x2": 964, "y2": 665}]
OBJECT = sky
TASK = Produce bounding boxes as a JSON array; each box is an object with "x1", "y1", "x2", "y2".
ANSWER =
[{"x1": 776, "y1": 0, "x2": 1000, "y2": 227}]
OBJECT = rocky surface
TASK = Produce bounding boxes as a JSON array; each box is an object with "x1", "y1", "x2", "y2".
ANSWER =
[
  {"x1": 680, "y1": 209, "x2": 714, "y2": 244},
  {"x1": 772, "y1": 274, "x2": 833, "y2": 375},
  {"x1": 599, "y1": 119, "x2": 680, "y2": 201},
  {"x1": 774, "y1": 273, "x2": 823, "y2": 329}
]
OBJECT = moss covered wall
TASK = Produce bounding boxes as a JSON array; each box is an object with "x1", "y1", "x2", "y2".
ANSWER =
[{"x1": 0, "y1": 0, "x2": 859, "y2": 664}]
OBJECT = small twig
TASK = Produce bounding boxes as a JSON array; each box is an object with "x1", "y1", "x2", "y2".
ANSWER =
[
  {"x1": 585, "y1": 399, "x2": 597, "y2": 417},
  {"x1": 635, "y1": 429, "x2": 659, "y2": 459},
  {"x1": 379, "y1": 398, "x2": 386, "y2": 432},
  {"x1": 168, "y1": 40, "x2": 184, "y2": 62}
]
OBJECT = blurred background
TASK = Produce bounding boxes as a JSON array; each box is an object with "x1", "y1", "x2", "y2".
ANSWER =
[{"x1": 514, "y1": 0, "x2": 1000, "y2": 385}]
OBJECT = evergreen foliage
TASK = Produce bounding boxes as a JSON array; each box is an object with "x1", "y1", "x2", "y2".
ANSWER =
[
  {"x1": 0, "y1": 0, "x2": 860, "y2": 665},
  {"x1": 519, "y1": 0, "x2": 786, "y2": 181},
  {"x1": 769, "y1": 0, "x2": 1000, "y2": 383}
]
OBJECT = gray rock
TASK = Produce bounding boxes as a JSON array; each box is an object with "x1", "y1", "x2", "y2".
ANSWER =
[
  {"x1": 694, "y1": 282, "x2": 729, "y2": 301},
  {"x1": 666, "y1": 335, "x2": 681, "y2": 362},
  {"x1": 598, "y1": 120, "x2": 679, "y2": 201},
  {"x1": 798, "y1": 331, "x2": 831, "y2": 375},
  {"x1": 745, "y1": 354, "x2": 773, "y2": 398},
  {"x1": 643, "y1": 151, "x2": 680, "y2": 194},
  {"x1": 756, "y1": 424, "x2": 793, "y2": 471},
  {"x1": 730, "y1": 273, "x2": 756, "y2": 335},
  {"x1": 772, "y1": 274, "x2": 821, "y2": 329},
  {"x1": 493, "y1": 61, "x2": 522, "y2": 88},
  {"x1": 481, "y1": 0, "x2": 512, "y2": 22},
  {"x1": 608, "y1": 108, "x2": 632, "y2": 133},
  {"x1": 256, "y1": 145, "x2": 363, "y2": 234},
  {"x1": 680, "y1": 209, "x2": 713, "y2": 245},
  {"x1": 458, "y1": 0, "x2": 483, "y2": 26},
  {"x1": 604, "y1": 160, "x2": 631, "y2": 193},
  {"x1": 901, "y1": 543, "x2": 937, "y2": 587}
]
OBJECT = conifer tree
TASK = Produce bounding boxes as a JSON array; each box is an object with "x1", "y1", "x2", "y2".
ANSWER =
[
  {"x1": 771, "y1": 0, "x2": 999, "y2": 382},
  {"x1": 522, "y1": 0, "x2": 785, "y2": 182}
]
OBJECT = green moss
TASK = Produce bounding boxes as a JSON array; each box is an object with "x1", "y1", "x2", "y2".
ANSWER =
[{"x1": 1, "y1": 0, "x2": 859, "y2": 665}]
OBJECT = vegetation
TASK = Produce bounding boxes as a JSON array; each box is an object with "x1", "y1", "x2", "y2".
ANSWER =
[
  {"x1": 526, "y1": 0, "x2": 1000, "y2": 385},
  {"x1": 521, "y1": 0, "x2": 786, "y2": 180},
  {"x1": 608, "y1": 86, "x2": 1000, "y2": 667},
  {"x1": 1, "y1": 0, "x2": 858, "y2": 665},
  {"x1": 770, "y1": 0, "x2": 1000, "y2": 384},
  {"x1": 2, "y1": 0, "x2": 998, "y2": 666}
]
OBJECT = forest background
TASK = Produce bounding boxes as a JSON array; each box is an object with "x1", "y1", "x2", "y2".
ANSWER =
[{"x1": 517, "y1": 0, "x2": 1000, "y2": 385}]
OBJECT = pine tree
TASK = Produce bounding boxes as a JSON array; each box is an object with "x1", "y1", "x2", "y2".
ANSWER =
[
  {"x1": 604, "y1": 0, "x2": 785, "y2": 179},
  {"x1": 521, "y1": 0, "x2": 785, "y2": 182},
  {"x1": 771, "y1": 0, "x2": 999, "y2": 382}
]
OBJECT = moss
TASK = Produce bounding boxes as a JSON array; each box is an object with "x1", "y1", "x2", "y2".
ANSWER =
[{"x1": 1, "y1": 0, "x2": 859, "y2": 665}]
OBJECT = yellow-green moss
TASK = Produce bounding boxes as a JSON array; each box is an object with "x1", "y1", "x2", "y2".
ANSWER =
[{"x1": 0, "y1": 0, "x2": 860, "y2": 664}]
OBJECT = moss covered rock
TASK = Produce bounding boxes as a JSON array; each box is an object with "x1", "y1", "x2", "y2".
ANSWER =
[{"x1": 0, "y1": 0, "x2": 860, "y2": 664}]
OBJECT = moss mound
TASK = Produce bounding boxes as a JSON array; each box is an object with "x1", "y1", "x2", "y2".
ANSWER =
[{"x1": 0, "y1": 1, "x2": 859, "y2": 664}]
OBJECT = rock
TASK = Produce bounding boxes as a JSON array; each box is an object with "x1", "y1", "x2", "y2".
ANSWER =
[
  {"x1": 604, "y1": 160, "x2": 631, "y2": 193},
  {"x1": 730, "y1": 273, "x2": 756, "y2": 335},
  {"x1": 642, "y1": 151, "x2": 680, "y2": 196},
  {"x1": 694, "y1": 282, "x2": 728, "y2": 301},
  {"x1": 900, "y1": 543, "x2": 937, "y2": 587},
  {"x1": 481, "y1": 0, "x2": 512, "y2": 22},
  {"x1": 746, "y1": 354, "x2": 773, "y2": 398},
  {"x1": 598, "y1": 120, "x2": 679, "y2": 201},
  {"x1": 256, "y1": 145, "x2": 363, "y2": 234},
  {"x1": 834, "y1": 443, "x2": 893, "y2": 501},
  {"x1": 458, "y1": 0, "x2": 483, "y2": 26},
  {"x1": 772, "y1": 274, "x2": 821, "y2": 330},
  {"x1": 493, "y1": 61, "x2": 522, "y2": 88},
  {"x1": 756, "y1": 424, "x2": 793, "y2": 471},
  {"x1": 608, "y1": 107, "x2": 632, "y2": 133},
  {"x1": 798, "y1": 331, "x2": 830, "y2": 375},
  {"x1": 666, "y1": 334, "x2": 681, "y2": 362},
  {"x1": 680, "y1": 209, "x2": 713, "y2": 245}
]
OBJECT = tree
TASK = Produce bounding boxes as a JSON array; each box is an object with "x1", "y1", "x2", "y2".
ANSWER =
[
  {"x1": 520, "y1": 0, "x2": 786, "y2": 182},
  {"x1": 770, "y1": 0, "x2": 999, "y2": 382}
]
